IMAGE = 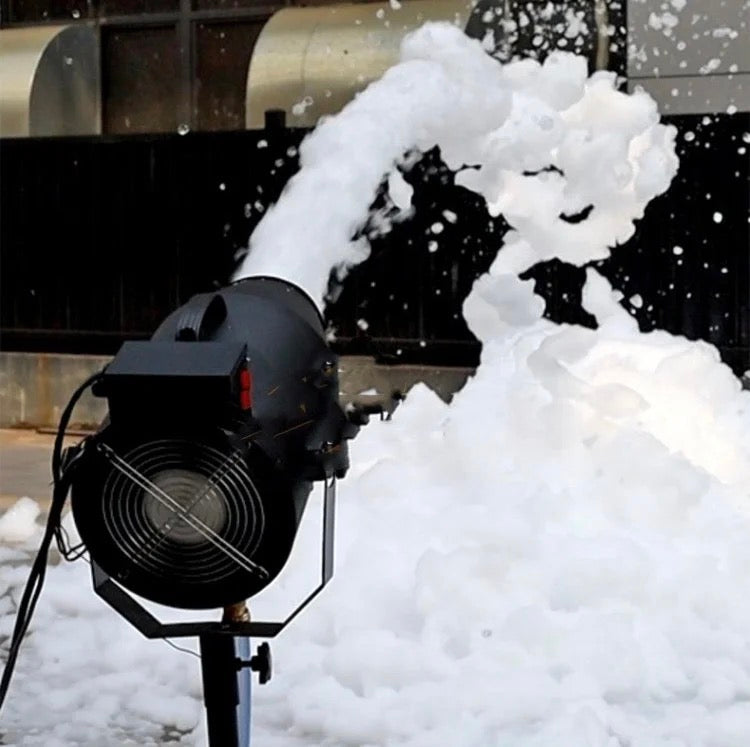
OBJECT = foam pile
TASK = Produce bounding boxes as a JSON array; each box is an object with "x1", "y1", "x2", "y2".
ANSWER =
[
  {"x1": 248, "y1": 270, "x2": 750, "y2": 747},
  {"x1": 2, "y1": 21, "x2": 750, "y2": 747},
  {"x1": 0, "y1": 497, "x2": 40, "y2": 543}
]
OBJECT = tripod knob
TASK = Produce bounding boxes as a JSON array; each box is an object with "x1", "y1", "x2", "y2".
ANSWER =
[{"x1": 250, "y1": 642, "x2": 272, "y2": 684}]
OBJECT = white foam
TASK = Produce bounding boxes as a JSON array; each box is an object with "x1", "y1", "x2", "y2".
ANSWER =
[
  {"x1": 248, "y1": 267, "x2": 750, "y2": 744},
  {"x1": 238, "y1": 23, "x2": 677, "y2": 305},
  {"x1": 3, "y1": 21, "x2": 749, "y2": 746},
  {"x1": 0, "y1": 497, "x2": 41, "y2": 543}
]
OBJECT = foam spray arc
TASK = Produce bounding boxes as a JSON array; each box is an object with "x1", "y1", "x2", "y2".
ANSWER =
[{"x1": 238, "y1": 22, "x2": 678, "y2": 310}]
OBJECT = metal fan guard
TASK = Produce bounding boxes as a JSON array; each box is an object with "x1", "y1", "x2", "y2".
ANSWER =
[
  {"x1": 70, "y1": 428, "x2": 304, "y2": 609},
  {"x1": 100, "y1": 439, "x2": 266, "y2": 587}
]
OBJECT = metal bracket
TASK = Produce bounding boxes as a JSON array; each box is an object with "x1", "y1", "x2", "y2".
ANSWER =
[{"x1": 91, "y1": 476, "x2": 336, "y2": 639}]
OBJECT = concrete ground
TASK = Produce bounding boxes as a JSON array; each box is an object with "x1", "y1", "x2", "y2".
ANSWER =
[{"x1": 0, "y1": 428, "x2": 77, "y2": 512}]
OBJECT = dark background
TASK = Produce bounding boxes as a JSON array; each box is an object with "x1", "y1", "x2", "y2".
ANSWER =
[{"x1": 1, "y1": 112, "x2": 748, "y2": 375}]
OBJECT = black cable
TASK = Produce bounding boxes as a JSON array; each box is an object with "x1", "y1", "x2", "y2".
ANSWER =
[
  {"x1": 52, "y1": 443, "x2": 92, "y2": 561},
  {"x1": 54, "y1": 523, "x2": 87, "y2": 562},
  {"x1": 0, "y1": 369, "x2": 104, "y2": 713}
]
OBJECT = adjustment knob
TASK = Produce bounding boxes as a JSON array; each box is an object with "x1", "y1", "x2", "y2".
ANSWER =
[{"x1": 250, "y1": 642, "x2": 272, "y2": 685}]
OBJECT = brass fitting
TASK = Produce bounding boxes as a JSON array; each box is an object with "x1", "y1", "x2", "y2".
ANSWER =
[{"x1": 222, "y1": 601, "x2": 251, "y2": 623}]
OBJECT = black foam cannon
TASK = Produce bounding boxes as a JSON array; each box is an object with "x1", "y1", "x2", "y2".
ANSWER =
[
  {"x1": 73, "y1": 276, "x2": 357, "y2": 613},
  {"x1": 0, "y1": 276, "x2": 362, "y2": 747}
]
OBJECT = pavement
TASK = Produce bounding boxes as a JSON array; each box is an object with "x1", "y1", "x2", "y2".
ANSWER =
[{"x1": 0, "y1": 428, "x2": 78, "y2": 512}]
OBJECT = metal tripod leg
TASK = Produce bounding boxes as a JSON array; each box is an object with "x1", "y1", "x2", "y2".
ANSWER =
[{"x1": 200, "y1": 634, "x2": 240, "y2": 747}]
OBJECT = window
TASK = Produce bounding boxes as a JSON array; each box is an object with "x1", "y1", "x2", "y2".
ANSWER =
[
  {"x1": 195, "y1": 20, "x2": 263, "y2": 131},
  {"x1": 100, "y1": 0, "x2": 179, "y2": 15},
  {"x1": 102, "y1": 26, "x2": 179, "y2": 134},
  {"x1": 3, "y1": 0, "x2": 89, "y2": 23}
]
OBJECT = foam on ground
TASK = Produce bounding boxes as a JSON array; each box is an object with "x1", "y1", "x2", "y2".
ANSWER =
[{"x1": 3, "y1": 21, "x2": 749, "y2": 747}]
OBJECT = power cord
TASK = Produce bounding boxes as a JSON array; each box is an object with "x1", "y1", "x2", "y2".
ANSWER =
[{"x1": 0, "y1": 369, "x2": 105, "y2": 713}]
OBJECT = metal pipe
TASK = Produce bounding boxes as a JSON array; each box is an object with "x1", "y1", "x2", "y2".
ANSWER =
[
  {"x1": 245, "y1": 0, "x2": 473, "y2": 129},
  {"x1": 0, "y1": 24, "x2": 100, "y2": 137},
  {"x1": 593, "y1": 0, "x2": 610, "y2": 71}
]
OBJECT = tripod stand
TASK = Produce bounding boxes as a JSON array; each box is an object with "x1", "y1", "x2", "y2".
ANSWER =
[
  {"x1": 200, "y1": 633, "x2": 271, "y2": 747},
  {"x1": 87, "y1": 477, "x2": 337, "y2": 746}
]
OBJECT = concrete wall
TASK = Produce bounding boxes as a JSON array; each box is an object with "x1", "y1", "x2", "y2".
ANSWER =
[
  {"x1": 0, "y1": 352, "x2": 110, "y2": 430},
  {"x1": 0, "y1": 352, "x2": 473, "y2": 431},
  {"x1": 339, "y1": 357, "x2": 473, "y2": 413}
]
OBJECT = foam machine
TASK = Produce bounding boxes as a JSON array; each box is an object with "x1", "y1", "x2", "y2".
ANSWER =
[{"x1": 0, "y1": 276, "x2": 362, "y2": 746}]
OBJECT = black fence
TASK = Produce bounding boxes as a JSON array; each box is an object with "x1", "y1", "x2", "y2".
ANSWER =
[{"x1": 1, "y1": 112, "x2": 748, "y2": 375}]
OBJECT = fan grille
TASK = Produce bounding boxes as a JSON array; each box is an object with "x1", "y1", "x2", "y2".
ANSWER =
[{"x1": 101, "y1": 439, "x2": 265, "y2": 586}]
